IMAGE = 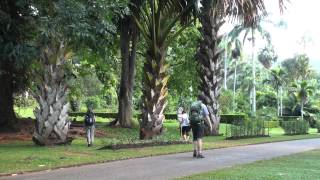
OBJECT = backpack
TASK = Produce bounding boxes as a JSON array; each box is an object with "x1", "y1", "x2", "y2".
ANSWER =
[
  {"x1": 189, "y1": 101, "x2": 203, "y2": 125},
  {"x1": 85, "y1": 113, "x2": 94, "y2": 126}
]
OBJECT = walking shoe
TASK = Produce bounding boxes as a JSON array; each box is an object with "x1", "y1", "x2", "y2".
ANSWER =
[
  {"x1": 87, "y1": 144, "x2": 90, "y2": 147},
  {"x1": 193, "y1": 150, "x2": 197, "y2": 158},
  {"x1": 197, "y1": 154, "x2": 205, "y2": 158}
]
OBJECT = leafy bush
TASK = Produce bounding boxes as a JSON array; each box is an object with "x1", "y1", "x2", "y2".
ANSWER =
[
  {"x1": 220, "y1": 114, "x2": 247, "y2": 124},
  {"x1": 225, "y1": 118, "x2": 267, "y2": 139},
  {"x1": 280, "y1": 120, "x2": 309, "y2": 135},
  {"x1": 315, "y1": 120, "x2": 320, "y2": 133},
  {"x1": 264, "y1": 121, "x2": 280, "y2": 128},
  {"x1": 85, "y1": 96, "x2": 105, "y2": 109}
]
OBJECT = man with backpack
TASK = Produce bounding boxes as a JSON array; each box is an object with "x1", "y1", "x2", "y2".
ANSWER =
[
  {"x1": 189, "y1": 94, "x2": 212, "y2": 158},
  {"x1": 84, "y1": 105, "x2": 95, "y2": 147}
]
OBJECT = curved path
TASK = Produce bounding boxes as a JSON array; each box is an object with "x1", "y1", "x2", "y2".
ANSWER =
[{"x1": 2, "y1": 138, "x2": 320, "y2": 180}]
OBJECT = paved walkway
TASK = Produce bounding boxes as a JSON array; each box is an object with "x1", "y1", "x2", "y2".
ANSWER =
[{"x1": 2, "y1": 138, "x2": 320, "y2": 180}]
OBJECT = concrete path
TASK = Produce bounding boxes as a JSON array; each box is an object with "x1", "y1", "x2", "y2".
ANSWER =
[{"x1": 2, "y1": 138, "x2": 320, "y2": 180}]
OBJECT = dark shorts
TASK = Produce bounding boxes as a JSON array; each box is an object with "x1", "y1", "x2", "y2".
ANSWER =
[
  {"x1": 191, "y1": 123, "x2": 204, "y2": 141},
  {"x1": 181, "y1": 126, "x2": 190, "y2": 135}
]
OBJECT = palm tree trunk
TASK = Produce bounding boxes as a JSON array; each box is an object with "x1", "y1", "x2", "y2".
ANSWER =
[
  {"x1": 140, "y1": 47, "x2": 168, "y2": 139},
  {"x1": 251, "y1": 29, "x2": 256, "y2": 116},
  {"x1": 301, "y1": 102, "x2": 304, "y2": 121},
  {"x1": 117, "y1": 15, "x2": 139, "y2": 128},
  {"x1": 276, "y1": 88, "x2": 280, "y2": 116},
  {"x1": 280, "y1": 86, "x2": 283, "y2": 116},
  {"x1": 196, "y1": 2, "x2": 224, "y2": 135},
  {"x1": 233, "y1": 60, "x2": 237, "y2": 112},
  {"x1": 0, "y1": 63, "x2": 17, "y2": 130},
  {"x1": 32, "y1": 41, "x2": 71, "y2": 146}
]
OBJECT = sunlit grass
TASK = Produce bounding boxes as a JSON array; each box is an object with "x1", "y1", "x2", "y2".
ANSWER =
[{"x1": 179, "y1": 149, "x2": 320, "y2": 180}]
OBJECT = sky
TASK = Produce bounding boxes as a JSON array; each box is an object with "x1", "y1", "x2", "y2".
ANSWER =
[{"x1": 223, "y1": 0, "x2": 320, "y2": 70}]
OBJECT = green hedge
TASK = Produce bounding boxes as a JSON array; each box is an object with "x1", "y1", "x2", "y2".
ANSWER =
[
  {"x1": 220, "y1": 114, "x2": 247, "y2": 124},
  {"x1": 280, "y1": 120, "x2": 309, "y2": 135},
  {"x1": 69, "y1": 112, "x2": 247, "y2": 124},
  {"x1": 280, "y1": 116, "x2": 301, "y2": 121},
  {"x1": 264, "y1": 121, "x2": 280, "y2": 128},
  {"x1": 225, "y1": 118, "x2": 267, "y2": 139}
]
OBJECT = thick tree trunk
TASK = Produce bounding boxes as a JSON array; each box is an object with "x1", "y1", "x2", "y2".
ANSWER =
[
  {"x1": 140, "y1": 48, "x2": 168, "y2": 139},
  {"x1": 0, "y1": 64, "x2": 17, "y2": 130},
  {"x1": 196, "y1": 3, "x2": 224, "y2": 135},
  {"x1": 117, "y1": 16, "x2": 138, "y2": 128},
  {"x1": 32, "y1": 41, "x2": 71, "y2": 146}
]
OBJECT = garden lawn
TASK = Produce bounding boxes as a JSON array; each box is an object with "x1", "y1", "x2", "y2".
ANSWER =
[
  {"x1": 179, "y1": 149, "x2": 320, "y2": 180},
  {"x1": 1, "y1": 124, "x2": 319, "y2": 175}
]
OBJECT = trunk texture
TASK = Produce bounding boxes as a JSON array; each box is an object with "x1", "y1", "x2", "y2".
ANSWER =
[
  {"x1": 0, "y1": 63, "x2": 17, "y2": 130},
  {"x1": 32, "y1": 41, "x2": 71, "y2": 146},
  {"x1": 223, "y1": 45, "x2": 228, "y2": 90},
  {"x1": 251, "y1": 30, "x2": 256, "y2": 116},
  {"x1": 233, "y1": 60, "x2": 237, "y2": 112},
  {"x1": 280, "y1": 86, "x2": 283, "y2": 116},
  {"x1": 196, "y1": 4, "x2": 224, "y2": 135},
  {"x1": 117, "y1": 15, "x2": 138, "y2": 128},
  {"x1": 140, "y1": 47, "x2": 168, "y2": 139},
  {"x1": 276, "y1": 89, "x2": 280, "y2": 116}
]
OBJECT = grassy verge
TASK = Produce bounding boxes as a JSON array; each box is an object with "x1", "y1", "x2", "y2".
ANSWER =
[
  {"x1": 179, "y1": 149, "x2": 320, "y2": 180},
  {"x1": 1, "y1": 127, "x2": 319, "y2": 175},
  {"x1": 4, "y1": 107, "x2": 318, "y2": 175}
]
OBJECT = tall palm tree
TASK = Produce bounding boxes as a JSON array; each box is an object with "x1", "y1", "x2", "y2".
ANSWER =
[
  {"x1": 228, "y1": 20, "x2": 272, "y2": 116},
  {"x1": 231, "y1": 39, "x2": 242, "y2": 112},
  {"x1": 291, "y1": 81, "x2": 314, "y2": 121},
  {"x1": 133, "y1": 0, "x2": 196, "y2": 139},
  {"x1": 264, "y1": 67, "x2": 285, "y2": 116},
  {"x1": 196, "y1": 0, "x2": 286, "y2": 135}
]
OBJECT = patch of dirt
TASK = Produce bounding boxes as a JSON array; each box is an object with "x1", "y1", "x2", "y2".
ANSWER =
[
  {"x1": 0, "y1": 118, "x2": 108, "y2": 144},
  {"x1": 99, "y1": 140, "x2": 191, "y2": 150}
]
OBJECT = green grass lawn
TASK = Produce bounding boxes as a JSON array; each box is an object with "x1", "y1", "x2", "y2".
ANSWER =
[
  {"x1": 179, "y1": 149, "x2": 320, "y2": 180},
  {"x1": 3, "y1": 107, "x2": 319, "y2": 175},
  {"x1": 1, "y1": 124, "x2": 319, "y2": 175}
]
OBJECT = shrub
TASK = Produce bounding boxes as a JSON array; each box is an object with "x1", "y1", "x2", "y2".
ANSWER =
[
  {"x1": 85, "y1": 96, "x2": 103, "y2": 109},
  {"x1": 280, "y1": 120, "x2": 309, "y2": 135},
  {"x1": 225, "y1": 118, "x2": 267, "y2": 139},
  {"x1": 264, "y1": 121, "x2": 280, "y2": 128},
  {"x1": 315, "y1": 120, "x2": 320, "y2": 133},
  {"x1": 220, "y1": 114, "x2": 247, "y2": 124}
]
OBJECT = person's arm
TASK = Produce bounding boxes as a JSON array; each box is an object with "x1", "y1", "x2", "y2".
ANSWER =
[{"x1": 202, "y1": 104, "x2": 212, "y2": 132}]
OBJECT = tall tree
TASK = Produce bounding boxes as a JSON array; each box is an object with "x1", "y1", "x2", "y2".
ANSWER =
[
  {"x1": 291, "y1": 81, "x2": 314, "y2": 121},
  {"x1": 115, "y1": 0, "x2": 143, "y2": 128},
  {"x1": 264, "y1": 67, "x2": 285, "y2": 116},
  {"x1": 196, "y1": 0, "x2": 276, "y2": 135},
  {"x1": 134, "y1": 0, "x2": 196, "y2": 139},
  {"x1": 0, "y1": 0, "x2": 36, "y2": 130},
  {"x1": 32, "y1": 0, "x2": 116, "y2": 145}
]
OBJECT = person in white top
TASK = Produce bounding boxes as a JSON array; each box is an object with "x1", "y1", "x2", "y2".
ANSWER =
[{"x1": 180, "y1": 110, "x2": 191, "y2": 141}]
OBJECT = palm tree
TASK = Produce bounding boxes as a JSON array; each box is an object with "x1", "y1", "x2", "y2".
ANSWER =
[
  {"x1": 264, "y1": 67, "x2": 285, "y2": 116},
  {"x1": 196, "y1": 0, "x2": 285, "y2": 134},
  {"x1": 231, "y1": 39, "x2": 242, "y2": 112},
  {"x1": 133, "y1": 0, "x2": 196, "y2": 139},
  {"x1": 291, "y1": 81, "x2": 314, "y2": 121},
  {"x1": 230, "y1": 23, "x2": 270, "y2": 116}
]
